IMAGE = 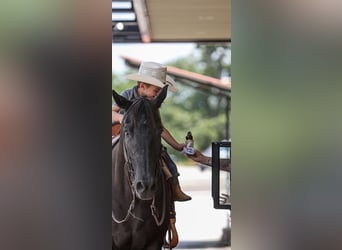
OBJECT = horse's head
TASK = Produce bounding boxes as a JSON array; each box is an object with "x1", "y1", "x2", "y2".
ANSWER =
[{"x1": 113, "y1": 86, "x2": 168, "y2": 200}]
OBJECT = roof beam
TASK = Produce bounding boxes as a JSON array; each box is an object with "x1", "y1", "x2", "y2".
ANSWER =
[
  {"x1": 132, "y1": 0, "x2": 151, "y2": 43},
  {"x1": 120, "y1": 55, "x2": 231, "y2": 94}
]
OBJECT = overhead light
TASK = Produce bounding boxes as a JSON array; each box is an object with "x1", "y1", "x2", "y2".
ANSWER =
[
  {"x1": 112, "y1": 12, "x2": 136, "y2": 21},
  {"x1": 112, "y1": 1, "x2": 132, "y2": 9},
  {"x1": 115, "y1": 22, "x2": 125, "y2": 31}
]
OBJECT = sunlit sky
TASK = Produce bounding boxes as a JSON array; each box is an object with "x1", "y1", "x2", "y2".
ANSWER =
[{"x1": 112, "y1": 43, "x2": 196, "y2": 74}]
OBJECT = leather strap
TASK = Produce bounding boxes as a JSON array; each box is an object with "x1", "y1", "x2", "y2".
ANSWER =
[{"x1": 163, "y1": 181, "x2": 179, "y2": 249}]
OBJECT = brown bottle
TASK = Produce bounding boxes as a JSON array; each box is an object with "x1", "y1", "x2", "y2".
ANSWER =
[{"x1": 185, "y1": 131, "x2": 194, "y2": 155}]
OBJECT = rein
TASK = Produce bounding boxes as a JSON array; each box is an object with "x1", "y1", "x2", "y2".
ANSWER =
[
  {"x1": 112, "y1": 134, "x2": 166, "y2": 226},
  {"x1": 111, "y1": 160, "x2": 143, "y2": 223},
  {"x1": 151, "y1": 164, "x2": 166, "y2": 226}
]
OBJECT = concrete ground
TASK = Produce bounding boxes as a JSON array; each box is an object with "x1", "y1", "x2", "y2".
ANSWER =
[{"x1": 171, "y1": 166, "x2": 231, "y2": 250}]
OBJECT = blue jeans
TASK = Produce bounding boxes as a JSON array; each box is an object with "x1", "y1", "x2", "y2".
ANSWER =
[{"x1": 161, "y1": 146, "x2": 179, "y2": 177}]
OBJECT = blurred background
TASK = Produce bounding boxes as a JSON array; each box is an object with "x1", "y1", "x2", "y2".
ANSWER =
[
  {"x1": 112, "y1": 43, "x2": 231, "y2": 249},
  {"x1": 2, "y1": 0, "x2": 342, "y2": 249},
  {"x1": 112, "y1": 43, "x2": 231, "y2": 161},
  {"x1": 112, "y1": 0, "x2": 231, "y2": 248}
]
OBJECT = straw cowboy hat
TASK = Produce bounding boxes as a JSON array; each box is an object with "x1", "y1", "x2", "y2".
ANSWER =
[{"x1": 125, "y1": 61, "x2": 178, "y2": 92}]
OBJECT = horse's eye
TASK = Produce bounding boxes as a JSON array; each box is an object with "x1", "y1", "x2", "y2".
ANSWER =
[
  {"x1": 124, "y1": 128, "x2": 133, "y2": 137},
  {"x1": 124, "y1": 131, "x2": 131, "y2": 139}
]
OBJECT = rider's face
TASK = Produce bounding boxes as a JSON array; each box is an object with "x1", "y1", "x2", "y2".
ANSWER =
[{"x1": 138, "y1": 82, "x2": 161, "y2": 100}]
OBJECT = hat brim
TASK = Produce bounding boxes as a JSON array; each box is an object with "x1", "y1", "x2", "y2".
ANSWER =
[
  {"x1": 126, "y1": 73, "x2": 178, "y2": 93},
  {"x1": 166, "y1": 76, "x2": 178, "y2": 93}
]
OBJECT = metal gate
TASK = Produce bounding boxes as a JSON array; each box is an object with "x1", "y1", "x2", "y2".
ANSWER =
[{"x1": 212, "y1": 141, "x2": 231, "y2": 210}]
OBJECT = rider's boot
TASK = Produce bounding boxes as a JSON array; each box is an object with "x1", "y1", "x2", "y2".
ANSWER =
[
  {"x1": 172, "y1": 177, "x2": 192, "y2": 202},
  {"x1": 161, "y1": 159, "x2": 191, "y2": 202}
]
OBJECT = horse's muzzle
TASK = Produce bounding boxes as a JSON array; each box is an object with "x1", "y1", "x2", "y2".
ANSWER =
[{"x1": 135, "y1": 180, "x2": 156, "y2": 200}]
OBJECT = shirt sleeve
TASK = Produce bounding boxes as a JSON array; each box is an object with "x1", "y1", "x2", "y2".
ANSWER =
[
  {"x1": 120, "y1": 89, "x2": 129, "y2": 99},
  {"x1": 121, "y1": 87, "x2": 136, "y2": 101}
]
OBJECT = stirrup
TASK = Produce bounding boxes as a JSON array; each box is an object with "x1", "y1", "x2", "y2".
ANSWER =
[{"x1": 163, "y1": 217, "x2": 178, "y2": 249}]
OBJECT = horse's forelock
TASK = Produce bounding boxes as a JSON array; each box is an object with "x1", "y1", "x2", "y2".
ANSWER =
[{"x1": 125, "y1": 97, "x2": 161, "y2": 129}]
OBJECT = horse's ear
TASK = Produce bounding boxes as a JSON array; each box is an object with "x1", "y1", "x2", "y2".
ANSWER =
[
  {"x1": 112, "y1": 89, "x2": 132, "y2": 110},
  {"x1": 153, "y1": 85, "x2": 168, "y2": 108}
]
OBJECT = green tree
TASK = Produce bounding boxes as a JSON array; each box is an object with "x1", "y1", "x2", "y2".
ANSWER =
[{"x1": 163, "y1": 44, "x2": 231, "y2": 158}]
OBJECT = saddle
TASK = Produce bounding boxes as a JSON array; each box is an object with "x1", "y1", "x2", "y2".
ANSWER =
[{"x1": 112, "y1": 122, "x2": 121, "y2": 137}]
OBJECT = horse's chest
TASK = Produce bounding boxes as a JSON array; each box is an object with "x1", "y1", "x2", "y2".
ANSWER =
[{"x1": 113, "y1": 224, "x2": 163, "y2": 249}]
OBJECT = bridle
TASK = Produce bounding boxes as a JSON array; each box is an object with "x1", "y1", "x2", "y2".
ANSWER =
[{"x1": 112, "y1": 105, "x2": 166, "y2": 226}]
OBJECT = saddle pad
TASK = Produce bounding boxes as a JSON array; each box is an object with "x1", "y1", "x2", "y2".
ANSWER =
[{"x1": 112, "y1": 135, "x2": 120, "y2": 148}]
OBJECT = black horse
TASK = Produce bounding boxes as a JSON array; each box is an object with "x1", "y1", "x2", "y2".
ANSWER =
[{"x1": 112, "y1": 86, "x2": 171, "y2": 250}]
